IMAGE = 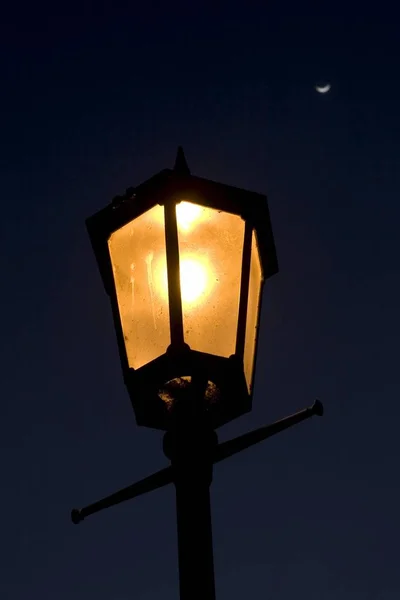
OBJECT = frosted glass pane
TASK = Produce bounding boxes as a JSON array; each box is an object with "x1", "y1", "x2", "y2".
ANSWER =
[
  {"x1": 176, "y1": 201, "x2": 244, "y2": 357},
  {"x1": 108, "y1": 205, "x2": 170, "y2": 369},
  {"x1": 244, "y1": 231, "x2": 263, "y2": 392}
]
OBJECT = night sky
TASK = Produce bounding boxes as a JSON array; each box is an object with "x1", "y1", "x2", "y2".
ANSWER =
[{"x1": 1, "y1": 2, "x2": 399, "y2": 599}]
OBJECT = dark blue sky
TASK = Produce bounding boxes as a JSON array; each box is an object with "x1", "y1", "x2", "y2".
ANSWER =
[{"x1": 1, "y1": 2, "x2": 399, "y2": 599}]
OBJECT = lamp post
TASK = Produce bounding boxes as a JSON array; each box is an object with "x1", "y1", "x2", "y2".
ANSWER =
[{"x1": 72, "y1": 148, "x2": 323, "y2": 599}]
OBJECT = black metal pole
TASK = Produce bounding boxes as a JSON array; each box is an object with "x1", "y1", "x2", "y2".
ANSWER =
[
  {"x1": 174, "y1": 454, "x2": 216, "y2": 600},
  {"x1": 163, "y1": 384, "x2": 218, "y2": 600}
]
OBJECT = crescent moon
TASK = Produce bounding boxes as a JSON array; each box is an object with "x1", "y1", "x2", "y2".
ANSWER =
[{"x1": 315, "y1": 83, "x2": 331, "y2": 94}]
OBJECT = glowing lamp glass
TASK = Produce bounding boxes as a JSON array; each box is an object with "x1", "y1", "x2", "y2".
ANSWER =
[
  {"x1": 108, "y1": 205, "x2": 170, "y2": 370},
  {"x1": 244, "y1": 231, "x2": 263, "y2": 391},
  {"x1": 176, "y1": 201, "x2": 244, "y2": 357},
  {"x1": 108, "y1": 199, "x2": 246, "y2": 372}
]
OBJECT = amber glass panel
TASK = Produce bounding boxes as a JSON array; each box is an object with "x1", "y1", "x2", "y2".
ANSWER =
[
  {"x1": 244, "y1": 231, "x2": 263, "y2": 391},
  {"x1": 175, "y1": 201, "x2": 244, "y2": 357},
  {"x1": 108, "y1": 205, "x2": 170, "y2": 370}
]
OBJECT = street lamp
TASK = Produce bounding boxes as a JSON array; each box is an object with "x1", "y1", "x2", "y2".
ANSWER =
[
  {"x1": 73, "y1": 148, "x2": 323, "y2": 600},
  {"x1": 86, "y1": 147, "x2": 278, "y2": 431}
]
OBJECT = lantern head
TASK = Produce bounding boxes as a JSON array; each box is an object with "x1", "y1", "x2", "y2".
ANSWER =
[{"x1": 86, "y1": 148, "x2": 278, "y2": 430}]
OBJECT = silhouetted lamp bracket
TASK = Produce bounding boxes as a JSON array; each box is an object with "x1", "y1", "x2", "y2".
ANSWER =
[
  {"x1": 71, "y1": 399, "x2": 323, "y2": 525},
  {"x1": 86, "y1": 147, "x2": 279, "y2": 431}
]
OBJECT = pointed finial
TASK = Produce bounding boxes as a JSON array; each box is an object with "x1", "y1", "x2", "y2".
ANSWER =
[{"x1": 174, "y1": 146, "x2": 191, "y2": 175}]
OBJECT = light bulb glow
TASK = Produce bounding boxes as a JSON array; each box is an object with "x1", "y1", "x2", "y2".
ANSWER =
[
  {"x1": 154, "y1": 253, "x2": 213, "y2": 308},
  {"x1": 176, "y1": 202, "x2": 203, "y2": 232},
  {"x1": 147, "y1": 201, "x2": 204, "y2": 232},
  {"x1": 179, "y1": 257, "x2": 208, "y2": 303}
]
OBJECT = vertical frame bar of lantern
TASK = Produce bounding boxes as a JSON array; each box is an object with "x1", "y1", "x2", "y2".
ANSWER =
[
  {"x1": 235, "y1": 221, "x2": 253, "y2": 360},
  {"x1": 164, "y1": 198, "x2": 185, "y2": 350}
]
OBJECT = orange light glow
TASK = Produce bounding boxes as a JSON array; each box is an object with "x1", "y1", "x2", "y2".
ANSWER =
[
  {"x1": 108, "y1": 201, "x2": 245, "y2": 368},
  {"x1": 180, "y1": 256, "x2": 212, "y2": 304},
  {"x1": 153, "y1": 253, "x2": 214, "y2": 308},
  {"x1": 176, "y1": 201, "x2": 203, "y2": 232},
  {"x1": 147, "y1": 201, "x2": 204, "y2": 232}
]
